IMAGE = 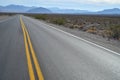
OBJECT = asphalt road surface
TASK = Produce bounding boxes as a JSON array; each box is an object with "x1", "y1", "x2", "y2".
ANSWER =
[{"x1": 0, "y1": 15, "x2": 120, "y2": 80}]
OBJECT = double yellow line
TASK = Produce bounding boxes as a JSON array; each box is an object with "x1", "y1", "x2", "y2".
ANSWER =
[{"x1": 20, "y1": 16, "x2": 44, "y2": 80}]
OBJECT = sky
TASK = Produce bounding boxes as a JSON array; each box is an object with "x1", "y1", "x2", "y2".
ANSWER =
[{"x1": 0, "y1": 0, "x2": 120, "y2": 11}]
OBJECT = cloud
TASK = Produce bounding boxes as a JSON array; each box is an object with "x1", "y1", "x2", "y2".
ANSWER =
[
  {"x1": 1, "y1": 0, "x2": 120, "y2": 6},
  {"x1": 38, "y1": 0, "x2": 120, "y2": 4},
  {"x1": 88, "y1": 0, "x2": 120, "y2": 4}
]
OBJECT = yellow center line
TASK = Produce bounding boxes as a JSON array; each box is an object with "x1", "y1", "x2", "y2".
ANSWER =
[
  {"x1": 20, "y1": 16, "x2": 44, "y2": 80},
  {"x1": 20, "y1": 17, "x2": 35, "y2": 80},
  {"x1": 24, "y1": 22, "x2": 44, "y2": 80}
]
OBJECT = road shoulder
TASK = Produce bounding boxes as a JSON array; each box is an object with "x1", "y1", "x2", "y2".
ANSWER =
[{"x1": 38, "y1": 19, "x2": 120, "y2": 54}]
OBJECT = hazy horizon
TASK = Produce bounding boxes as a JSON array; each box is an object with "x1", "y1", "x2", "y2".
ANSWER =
[{"x1": 0, "y1": 0, "x2": 120, "y2": 11}]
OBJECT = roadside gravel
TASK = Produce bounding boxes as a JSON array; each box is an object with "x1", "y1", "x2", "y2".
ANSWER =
[{"x1": 40, "y1": 20, "x2": 120, "y2": 54}]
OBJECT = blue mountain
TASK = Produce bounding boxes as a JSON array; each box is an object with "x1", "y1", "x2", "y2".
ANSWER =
[
  {"x1": 97, "y1": 8, "x2": 120, "y2": 14},
  {"x1": 0, "y1": 4, "x2": 35, "y2": 12},
  {"x1": 0, "y1": 4, "x2": 120, "y2": 14},
  {"x1": 27, "y1": 7, "x2": 51, "y2": 13}
]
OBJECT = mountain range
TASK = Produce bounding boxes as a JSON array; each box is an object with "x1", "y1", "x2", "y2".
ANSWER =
[
  {"x1": 0, "y1": 5, "x2": 34, "y2": 12},
  {"x1": 0, "y1": 4, "x2": 120, "y2": 14},
  {"x1": 27, "y1": 7, "x2": 51, "y2": 13}
]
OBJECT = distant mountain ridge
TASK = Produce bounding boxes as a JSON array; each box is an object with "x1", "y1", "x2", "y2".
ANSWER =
[
  {"x1": 97, "y1": 8, "x2": 120, "y2": 14},
  {"x1": 27, "y1": 7, "x2": 51, "y2": 13},
  {"x1": 0, "y1": 4, "x2": 120, "y2": 14},
  {"x1": 0, "y1": 4, "x2": 35, "y2": 12}
]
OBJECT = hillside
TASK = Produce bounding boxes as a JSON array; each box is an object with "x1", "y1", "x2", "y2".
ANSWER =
[
  {"x1": 27, "y1": 7, "x2": 51, "y2": 13},
  {"x1": 97, "y1": 8, "x2": 120, "y2": 14},
  {"x1": 0, "y1": 4, "x2": 34, "y2": 12}
]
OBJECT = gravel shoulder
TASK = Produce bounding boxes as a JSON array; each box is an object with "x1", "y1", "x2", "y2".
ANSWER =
[{"x1": 39, "y1": 20, "x2": 120, "y2": 54}]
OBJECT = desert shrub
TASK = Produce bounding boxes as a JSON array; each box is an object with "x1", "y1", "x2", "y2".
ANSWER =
[
  {"x1": 73, "y1": 25, "x2": 79, "y2": 28},
  {"x1": 52, "y1": 18, "x2": 66, "y2": 25},
  {"x1": 86, "y1": 26, "x2": 97, "y2": 34},
  {"x1": 109, "y1": 25, "x2": 120, "y2": 40},
  {"x1": 103, "y1": 30, "x2": 113, "y2": 40},
  {"x1": 69, "y1": 25, "x2": 74, "y2": 29},
  {"x1": 78, "y1": 26, "x2": 84, "y2": 30},
  {"x1": 35, "y1": 14, "x2": 48, "y2": 20}
]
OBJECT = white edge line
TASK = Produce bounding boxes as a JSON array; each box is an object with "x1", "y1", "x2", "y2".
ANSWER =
[{"x1": 48, "y1": 25, "x2": 120, "y2": 55}]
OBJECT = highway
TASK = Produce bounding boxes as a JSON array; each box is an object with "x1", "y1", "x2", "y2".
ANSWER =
[{"x1": 0, "y1": 15, "x2": 120, "y2": 80}]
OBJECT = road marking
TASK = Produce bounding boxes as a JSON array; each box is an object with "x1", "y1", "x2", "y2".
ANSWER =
[
  {"x1": 20, "y1": 17, "x2": 44, "y2": 80},
  {"x1": 20, "y1": 17, "x2": 35, "y2": 80},
  {"x1": 47, "y1": 25, "x2": 120, "y2": 55},
  {"x1": 24, "y1": 20, "x2": 44, "y2": 80}
]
